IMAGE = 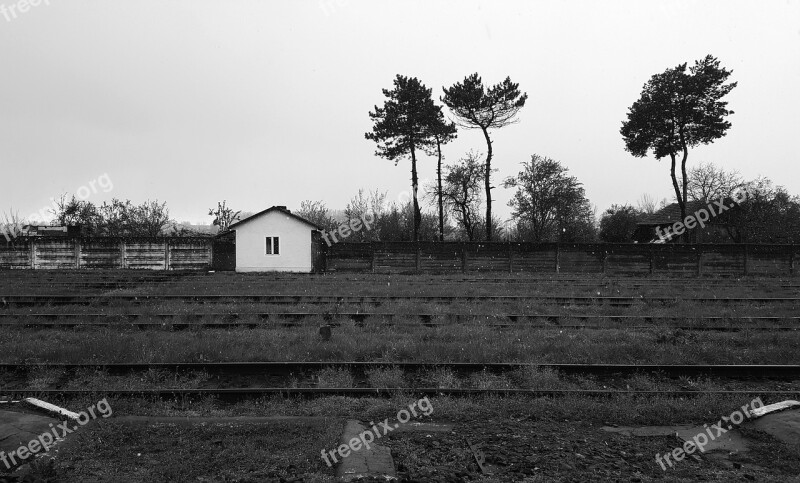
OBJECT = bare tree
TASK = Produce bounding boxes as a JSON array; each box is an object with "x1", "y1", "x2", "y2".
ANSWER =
[
  {"x1": 687, "y1": 162, "x2": 743, "y2": 202},
  {"x1": 208, "y1": 200, "x2": 241, "y2": 233},
  {"x1": 439, "y1": 151, "x2": 485, "y2": 241},
  {"x1": 344, "y1": 189, "x2": 387, "y2": 241},
  {"x1": 636, "y1": 194, "x2": 657, "y2": 215},
  {"x1": 295, "y1": 200, "x2": 337, "y2": 232},
  {"x1": 1, "y1": 209, "x2": 23, "y2": 241}
]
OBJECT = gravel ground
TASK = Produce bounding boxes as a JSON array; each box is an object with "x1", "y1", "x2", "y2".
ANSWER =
[
  {"x1": 2, "y1": 398, "x2": 799, "y2": 482},
  {"x1": 379, "y1": 416, "x2": 800, "y2": 482}
]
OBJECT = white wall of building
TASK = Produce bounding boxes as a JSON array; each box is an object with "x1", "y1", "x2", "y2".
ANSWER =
[{"x1": 234, "y1": 210, "x2": 314, "y2": 272}]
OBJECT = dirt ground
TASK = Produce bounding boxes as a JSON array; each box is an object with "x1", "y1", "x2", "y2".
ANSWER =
[{"x1": 3, "y1": 411, "x2": 799, "y2": 482}]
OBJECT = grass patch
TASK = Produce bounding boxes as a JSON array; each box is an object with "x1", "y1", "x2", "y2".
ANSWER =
[
  {"x1": 315, "y1": 367, "x2": 354, "y2": 388},
  {"x1": 366, "y1": 366, "x2": 406, "y2": 388}
]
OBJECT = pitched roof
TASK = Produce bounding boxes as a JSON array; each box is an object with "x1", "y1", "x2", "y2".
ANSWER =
[
  {"x1": 637, "y1": 201, "x2": 709, "y2": 225},
  {"x1": 227, "y1": 206, "x2": 321, "y2": 231}
]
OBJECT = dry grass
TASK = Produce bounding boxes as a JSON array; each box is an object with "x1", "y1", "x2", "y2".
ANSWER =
[
  {"x1": 366, "y1": 366, "x2": 406, "y2": 388},
  {"x1": 59, "y1": 368, "x2": 209, "y2": 391},
  {"x1": 314, "y1": 367, "x2": 354, "y2": 388},
  {"x1": 1, "y1": 323, "x2": 800, "y2": 365}
]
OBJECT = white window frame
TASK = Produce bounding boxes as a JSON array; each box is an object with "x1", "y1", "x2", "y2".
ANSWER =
[{"x1": 265, "y1": 236, "x2": 280, "y2": 255}]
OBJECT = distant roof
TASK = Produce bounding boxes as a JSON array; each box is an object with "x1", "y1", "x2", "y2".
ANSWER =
[
  {"x1": 227, "y1": 206, "x2": 321, "y2": 231},
  {"x1": 637, "y1": 201, "x2": 709, "y2": 226}
]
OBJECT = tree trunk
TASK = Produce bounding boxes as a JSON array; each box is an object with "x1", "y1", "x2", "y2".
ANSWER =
[
  {"x1": 464, "y1": 205, "x2": 474, "y2": 241},
  {"x1": 680, "y1": 144, "x2": 689, "y2": 222},
  {"x1": 669, "y1": 152, "x2": 686, "y2": 241},
  {"x1": 436, "y1": 138, "x2": 444, "y2": 242},
  {"x1": 411, "y1": 147, "x2": 421, "y2": 242},
  {"x1": 481, "y1": 127, "x2": 493, "y2": 241}
]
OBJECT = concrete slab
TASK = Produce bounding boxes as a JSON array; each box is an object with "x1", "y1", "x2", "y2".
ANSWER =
[
  {"x1": 603, "y1": 423, "x2": 749, "y2": 454},
  {"x1": 751, "y1": 400, "x2": 800, "y2": 418},
  {"x1": 335, "y1": 420, "x2": 396, "y2": 481},
  {"x1": 22, "y1": 398, "x2": 80, "y2": 421},
  {"x1": 0, "y1": 409, "x2": 58, "y2": 469},
  {"x1": 748, "y1": 409, "x2": 800, "y2": 447},
  {"x1": 676, "y1": 426, "x2": 749, "y2": 454}
]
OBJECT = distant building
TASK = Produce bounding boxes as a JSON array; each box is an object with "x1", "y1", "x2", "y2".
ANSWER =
[
  {"x1": 11, "y1": 225, "x2": 81, "y2": 237},
  {"x1": 633, "y1": 201, "x2": 736, "y2": 243},
  {"x1": 222, "y1": 206, "x2": 323, "y2": 272}
]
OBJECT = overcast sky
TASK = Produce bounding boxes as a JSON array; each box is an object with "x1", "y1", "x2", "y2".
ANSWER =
[{"x1": 1, "y1": 0, "x2": 798, "y2": 224}]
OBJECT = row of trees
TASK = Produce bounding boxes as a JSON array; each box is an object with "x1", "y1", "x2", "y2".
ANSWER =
[
  {"x1": 360, "y1": 55, "x2": 755, "y2": 244},
  {"x1": 23, "y1": 156, "x2": 799, "y2": 243},
  {"x1": 289, "y1": 155, "x2": 800, "y2": 244},
  {"x1": 365, "y1": 73, "x2": 527, "y2": 242},
  {"x1": 293, "y1": 153, "x2": 597, "y2": 243},
  {"x1": 9, "y1": 195, "x2": 182, "y2": 237}
]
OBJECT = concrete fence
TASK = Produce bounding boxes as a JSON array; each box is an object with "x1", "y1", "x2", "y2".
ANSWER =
[
  {"x1": 2, "y1": 239, "x2": 797, "y2": 276},
  {"x1": 0, "y1": 237, "x2": 212, "y2": 270},
  {"x1": 325, "y1": 242, "x2": 799, "y2": 277}
]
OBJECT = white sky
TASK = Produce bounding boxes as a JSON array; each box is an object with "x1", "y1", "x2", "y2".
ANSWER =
[{"x1": 1, "y1": 0, "x2": 798, "y2": 224}]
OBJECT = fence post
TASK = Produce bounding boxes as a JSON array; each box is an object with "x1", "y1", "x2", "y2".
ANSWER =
[
  {"x1": 30, "y1": 238, "x2": 36, "y2": 269},
  {"x1": 791, "y1": 248, "x2": 795, "y2": 276},
  {"x1": 508, "y1": 242, "x2": 513, "y2": 273},
  {"x1": 120, "y1": 239, "x2": 126, "y2": 269},
  {"x1": 555, "y1": 244, "x2": 560, "y2": 274},
  {"x1": 75, "y1": 238, "x2": 81, "y2": 269},
  {"x1": 649, "y1": 245, "x2": 654, "y2": 275},
  {"x1": 743, "y1": 244, "x2": 748, "y2": 276},
  {"x1": 462, "y1": 244, "x2": 468, "y2": 273},
  {"x1": 370, "y1": 244, "x2": 376, "y2": 273},
  {"x1": 415, "y1": 243, "x2": 421, "y2": 272},
  {"x1": 601, "y1": 246, "x2": 607, "y2": 274},
  {"x1": 164, "y1": 239, "x2": 171, "y2": 270},
  {"x1": 696, "y1": 245, "x2": 702, "y2": 277}
]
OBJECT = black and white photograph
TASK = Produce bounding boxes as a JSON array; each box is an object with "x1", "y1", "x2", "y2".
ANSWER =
[{"x1": 1, "y1": 0, "x2": 800, "y2": 481}]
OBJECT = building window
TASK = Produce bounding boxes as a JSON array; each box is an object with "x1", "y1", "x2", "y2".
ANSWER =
[{"x1": 265, "y1": 236, "x2": 280, "y2": 255}]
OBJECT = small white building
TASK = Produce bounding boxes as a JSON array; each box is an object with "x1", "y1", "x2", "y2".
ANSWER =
[{"x1": 227, "y1": 206, "x2": 322, "y2": 273}]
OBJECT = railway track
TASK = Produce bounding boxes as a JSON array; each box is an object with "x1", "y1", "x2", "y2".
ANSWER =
[
  {"x1": 0, "y1": 312, "x2": 799, "y2": 331},
  {"x1": 3, "y1": 363, "x2": 798, "y2": 400},
  {"x1": 2, "y1": 282, "x2": 799, "y2": 294},
  {"x1": 0, "y1": 272, "x2": 795, "y2": 281},
  {"x1": 1, "y1": 322, "x2": 797, "y2": 332},
  {"x1": 3, "y1": 387, "x2": 800, "y2": 401},
  {"x1": 2, "y1": 362, "x2": 799, "y2": 378},
  {"x1": 1, "y1": 311, "x2": 796, "y2": 323},
  {"x1": 1, "y1": 294, "x2": 799, "y2": 306},
  {"x1": 3, "y1": 277, "x2": 798, "y2": 285}
]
